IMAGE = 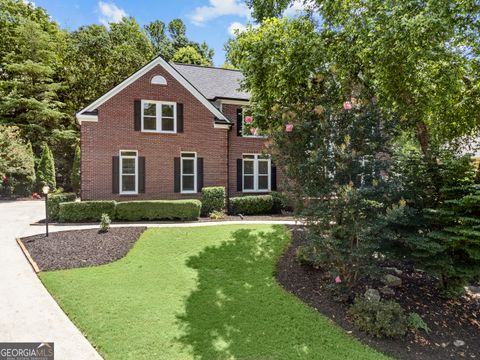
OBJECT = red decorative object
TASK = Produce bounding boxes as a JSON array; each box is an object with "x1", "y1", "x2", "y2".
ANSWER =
[
  {"x1": 343, "y1": 101, "x2": 352, "y2": 110},
  {"x1": 32, "y1": 192, "x2": 41, "y2": 199},
  {"x1": 285, "y1": 123, "x2": 293, "y2": 132},
  {"x1": 250, "y1": 127, "x2": 257, "y2": 135},
  {"x1": 245, "y1": 116, "x2": 252, "y2": 124}
]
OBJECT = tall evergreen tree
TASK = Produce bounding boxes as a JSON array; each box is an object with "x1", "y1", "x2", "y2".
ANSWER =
[
  {"x1": 37, "y1": 143, "x2": 56, "y2": 189},
  {"x1": 0, "y1": 18, "x2": 66, "y2": 152},
  {"x1": 71, "y1": 144, "x2": 81, "y2": 194}
]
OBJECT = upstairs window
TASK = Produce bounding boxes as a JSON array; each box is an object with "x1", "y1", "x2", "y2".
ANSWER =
[
  {"x1": 237, "y1": 107, "x2": 265, "y2": 138},
  {"x1": 141, "y1": 100, "x2": 176, "y2": 133},
  {"x1": 242, "y1": 154, "x2": 270, "y2": 192}
]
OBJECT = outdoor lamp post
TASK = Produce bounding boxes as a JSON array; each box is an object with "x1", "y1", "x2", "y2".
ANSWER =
[{"x1": 42, "y1": 185, "x2": 50, "y2": 237}]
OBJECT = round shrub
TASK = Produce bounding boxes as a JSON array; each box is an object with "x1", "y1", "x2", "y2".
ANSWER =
[
  {"x1": 229, "y1": 195, "x2": 273, "y2": 215},
  {"x1": 200, "y1": 186, "x2": 225, "y2": 216},
  {"x1": 349, "y1": 297, "x2": 407, "y2": 338}
]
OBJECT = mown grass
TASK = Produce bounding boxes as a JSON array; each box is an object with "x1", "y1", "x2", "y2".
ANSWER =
[{"x1": 40, "y1": 225, "x2": 389, "y2": 360}]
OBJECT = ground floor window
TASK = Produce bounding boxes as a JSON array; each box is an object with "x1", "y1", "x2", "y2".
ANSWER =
[
  {"x1": 243, "y1": 154, "x2": 270, "y2": 192},
  {"x1": 120, "y1": 150, "x2": 138, "y2": 194},
  {"x1": 181, "y1": 152, "x2": 197, "y2": 193}
]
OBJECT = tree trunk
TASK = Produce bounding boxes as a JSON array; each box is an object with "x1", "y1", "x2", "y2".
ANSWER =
[{"x1": 415, "y1": 121, "x2": 430, "y2": 158}]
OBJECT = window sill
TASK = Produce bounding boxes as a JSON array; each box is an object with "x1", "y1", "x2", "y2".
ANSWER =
[
  {"x1": 242, "y1": 190, "x2": 271, "y2": 193},
  {"x1": 141, "y1": 130, "x2": 177, "y2": 134},
  {"x1": 119, "y1": 192, "x2": 138, "y2": 196},
  {"x1": 241, "y1": 135, "x2": 268, "y2": 139}
]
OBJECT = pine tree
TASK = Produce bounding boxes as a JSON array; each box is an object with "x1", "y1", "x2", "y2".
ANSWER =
[
  {"x1": 71, "y1": 144, "x2": 81, "y2": 194},
  {"x1": 37, "y1": 144, "x2": 56, "y2": 189},
  {"x1": 0, "y1": 18, "x2": 66, "y2": 151}
]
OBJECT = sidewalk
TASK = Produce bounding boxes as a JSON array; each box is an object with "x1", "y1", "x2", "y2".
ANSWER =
[{"x1": 0, "y1": 200, "x2": 102, "y2": 360}]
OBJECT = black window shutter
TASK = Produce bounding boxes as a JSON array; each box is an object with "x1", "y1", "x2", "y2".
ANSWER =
[
  {"x1": 112, "y1": 156, "x2": 119, "y2": 194},
  {"x1": 177, "y1": 103, "x2": 184, "y2": 133},
  {"x1": 271, "y1": 163, "x2": 277, "y2": 191},
  {"x1": 236, "y1": 108, "x2": 243, "y2": 136},
  {"x1": 174, "y1": 157, "x2": 181, "y2": 193},
  {"x1": 197, "y1": 158, "x2": 204, "y2": 192},
  {"x1": 139, "y1": 157, "x2": 145, "y2": 193},
  {"x1": 237, "y1": 159, "x2": 243, "y2": 191},
  {"x1": 134, "y1": 100, "x2": 141, "y2": 131}
]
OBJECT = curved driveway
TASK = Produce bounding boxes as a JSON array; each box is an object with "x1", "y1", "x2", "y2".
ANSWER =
[{"x1": 0, "y1": 200, "x2": 102, "y2": 360}]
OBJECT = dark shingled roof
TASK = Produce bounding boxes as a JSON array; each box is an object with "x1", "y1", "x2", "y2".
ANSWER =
[{"x1": 172, "y1": 63, "x2": 249, "y2": 101}]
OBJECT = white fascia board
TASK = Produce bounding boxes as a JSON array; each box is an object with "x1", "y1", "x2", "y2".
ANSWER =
[
  {"x1": 76, "y1": 114, "x2": 98, "y2": 123},
  {"x1": 76, "y1": 56, "x2": 230, "y2": 123},
  {"x1": 218, "y1": 99, "x2": 250, "y2": 106}
]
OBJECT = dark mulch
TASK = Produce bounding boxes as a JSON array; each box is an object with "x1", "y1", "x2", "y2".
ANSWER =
[
  {"x1": 277, "y1": 227, "x2": 480, "y2": 360},
  {"x1": 21, "y1": 227, "x2": 146, "y2": 271}
]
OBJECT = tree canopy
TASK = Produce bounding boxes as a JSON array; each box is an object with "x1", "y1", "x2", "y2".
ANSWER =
[
  {"x1": 0, "y1": 0, "x2": 216, "y2": 192},
  {"x1": 241, "y1": 0, "x2": 480, "y2": 154}
]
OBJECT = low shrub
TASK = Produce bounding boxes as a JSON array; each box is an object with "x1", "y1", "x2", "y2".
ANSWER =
[
  {"x1": 271, "y1": 191, "x2": 293, "y2": 213},
  {"x1": 115, "y1": 200, "x2": 201, "y2": 221},
  {"x1": 200, "y1": 186, "x2": 225, "y2": 216},
  {"x1": 47, "y1": 192, "x2": 77, "y2": 220},
  {"x1": 59, "y1": 201, "x2": 116, "y2": 223},
  {"x1": 349, "y1": 297, "x2": 407, "y2": 338},
  {"x1": 229, "y1": 195, "x2": 273, "y2": 215},
  {"x1": 99, "y1": 213, "x2": 111, "y2": 233},
  {"x1": 407, "y1": 312, "x2": 430, "y2": 333}
]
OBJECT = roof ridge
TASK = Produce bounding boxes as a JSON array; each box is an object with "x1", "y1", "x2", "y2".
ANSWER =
[{"x1": 172, "y1": 62, "x2": 242, "y2": 73}]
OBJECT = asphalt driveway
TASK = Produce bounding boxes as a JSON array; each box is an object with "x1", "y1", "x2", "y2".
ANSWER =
[{"x1": 0, "y1": 200, "x2": 102, "y2": 360}]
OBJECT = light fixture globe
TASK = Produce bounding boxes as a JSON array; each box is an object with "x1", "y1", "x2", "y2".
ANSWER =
[{"x1": 42, "y1": 185, "x2": 50, "y2": 195}]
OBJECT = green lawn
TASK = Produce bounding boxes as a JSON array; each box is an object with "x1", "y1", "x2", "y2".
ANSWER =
[{"x1": 40, "y1": 225, "x2": 388, "y2": 360}]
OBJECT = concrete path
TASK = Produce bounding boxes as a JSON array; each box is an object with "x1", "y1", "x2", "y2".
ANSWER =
[
  {"x1": 32, "y1": 219, "x2": 298, "y2": 233},
  {"x1": 0, "y1": 200, "x2": 102, "y2": 360}
]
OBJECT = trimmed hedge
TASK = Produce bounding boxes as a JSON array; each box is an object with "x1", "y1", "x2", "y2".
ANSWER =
[
  {"x1": 48, "y1": 192, "x2": 76, "y2": 220},
  {"x1": 229, "y1": 195, "x2": 273, "y2": 215},
  {"x1": 59, "y1": 201, "x2": 116, "y2": 223},
  {"x1": 200, "y1": 186, "x2": 226, "y2": 216},
  {"x1": 115, "y1": 200, "x2": 201, "y2": 221}
]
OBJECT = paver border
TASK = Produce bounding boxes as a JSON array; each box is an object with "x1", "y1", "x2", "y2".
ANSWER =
[{"x1": 16, "y1": 237, "x2": 40, "y2": 273}]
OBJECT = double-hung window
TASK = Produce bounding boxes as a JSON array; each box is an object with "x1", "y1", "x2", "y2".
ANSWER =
[
  {"x1": 141, "y1": 100, "x2": 176, "y2": 133},
  {"x1": 120, "y1": 150, "x2": 138, "y2": 194},
  {"x1": 243, "y1": 154, "x2": 270, "y2": 192},
  {"x1": 181, "y1": 152, "x2": 197, "y2": 193}
]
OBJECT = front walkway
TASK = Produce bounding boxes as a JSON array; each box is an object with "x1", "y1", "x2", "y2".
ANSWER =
[{"x1": 0, "y1": 200, "x2": 102, "y2": 360}]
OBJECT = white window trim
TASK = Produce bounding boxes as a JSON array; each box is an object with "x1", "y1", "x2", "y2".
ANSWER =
[
  {"x1": 141, "y1": 99, "x2": 177, "y2": 134},
  {"x1": 119, "y1": 150, "x2": 138, "y2": 195},
  {"x1": 242, "y1": 154, "x2": 271, "y2": 193},
  {"x1": 180, "y1": 152, "x2": 197, "y2": 194}
]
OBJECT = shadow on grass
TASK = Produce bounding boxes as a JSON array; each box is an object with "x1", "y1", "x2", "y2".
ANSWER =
[
  {"x1": 176, "y1": 226, "x2": 290, "y2": 360},
  {"x1": 175, "y1": 225, "x2": 381, "y2": 360}
]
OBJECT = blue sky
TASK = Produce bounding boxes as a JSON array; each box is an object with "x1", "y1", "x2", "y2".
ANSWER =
[{"x1": 33, "y1": 0, "x2": 308, "y2": 66}]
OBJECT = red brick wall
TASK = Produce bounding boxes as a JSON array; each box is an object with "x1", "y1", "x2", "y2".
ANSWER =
[
  {"x1": 81, "y1": 65, "x2": 228, "y2": 200},
  {"x1": 222, "y1": 103, "x2": 276, "y2": 198}
]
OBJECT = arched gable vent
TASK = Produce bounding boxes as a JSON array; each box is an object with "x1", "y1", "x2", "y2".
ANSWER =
[{"x1": 151, "y1": 75, "x2": 167, "y2": 85}]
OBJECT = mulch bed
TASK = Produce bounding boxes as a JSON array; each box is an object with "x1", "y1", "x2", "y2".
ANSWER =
[
  {"x1": 21, "y1": 227, "x2": 146, "y2": 271},
  {"x1": 277, "y1": 227, "x2": 480, "y2": 360}
]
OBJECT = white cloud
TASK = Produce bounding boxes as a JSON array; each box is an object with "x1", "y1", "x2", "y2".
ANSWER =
[
  {"x1": 98, "y1": 1, "x2": 127, "y2": 26},
  {"x1": 284, "y1": 0, "x2": 315, "y2": 17},
  {"x1": 189, "y1": 0, "x2": 250, "y2": 26},
  {"x1": 228, "y1": 22, "x2": 246, "y2": 36}
]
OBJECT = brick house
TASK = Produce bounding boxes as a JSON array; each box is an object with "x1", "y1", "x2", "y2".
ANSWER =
[{"x1": 76, "y1": 56, "x2": 278, "y2": 201}]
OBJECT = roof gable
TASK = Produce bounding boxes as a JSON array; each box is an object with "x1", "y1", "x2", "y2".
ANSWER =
[{"x1": 76, "y1": 56, "x2": 230, "y2": 124}]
